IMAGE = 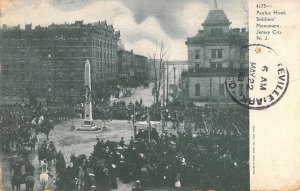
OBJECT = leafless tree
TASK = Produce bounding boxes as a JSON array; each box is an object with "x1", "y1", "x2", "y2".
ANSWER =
[
  {"x1": 148, "y1": 40, "x2": 170, "y2": 104},
  {"x1": 240, "y1": 0, "x2": 248, "y2": 27}
]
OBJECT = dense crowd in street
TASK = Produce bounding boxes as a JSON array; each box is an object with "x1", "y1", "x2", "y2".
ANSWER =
[
  {"x1": 0, "y1": 104, "x2": 71, "y2": 154},
  {"x1": 54, "y1": 99, "x2": 249, "y2": 190},
  {"x1": 90, "y1": 98, "x2": 248, "y2": 138},
  {"x1": 1, "y1": 97, "x2": 249, "y2": 190},
  {"x1": 54, "y1": 127, "x2": 248, "y2": 190}
]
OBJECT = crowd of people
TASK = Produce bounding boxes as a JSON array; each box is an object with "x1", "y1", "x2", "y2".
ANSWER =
[
  {"x1": 53, "y1": 98, "x2": 249, "y2": 190},
  {"x1": 84, "y1": 98, "x2": 249, "y2": 138},
  {"x1": 1, "y1": 96, "x2": 249, "y2": 190},
  {"x1": 0, "y1": 103, "x2": 71, "y2": 154},
  {"x1": 53, "y1": 126, "x2": 249, "y2": 190}
]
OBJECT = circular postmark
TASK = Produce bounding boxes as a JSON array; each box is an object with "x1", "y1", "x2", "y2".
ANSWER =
[{"x1": 225, "y1": 44, "x2": 289, "y2": 110}]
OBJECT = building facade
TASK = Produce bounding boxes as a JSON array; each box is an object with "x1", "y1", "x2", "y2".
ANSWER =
[
  {"x1": 183, "y1": 9, "x2": 248, "y2": 103},
  {"x1": 117, "y1": 49, "x2": 149, "y2": 87},
  {"x1": 133, "y1": 54, "x2": 149, "y2": 83},
  {"x1": 0, "y1": 21, "x2": 120, "y2": 104}
]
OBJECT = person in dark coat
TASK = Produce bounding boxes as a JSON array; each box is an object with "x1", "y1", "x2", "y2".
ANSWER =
[
  {"x1": 25, "y1": 161, "x2": 35, "y2": 176},
  {"x1": 132, "y1": 180, "x2": 142, "y2": 191},
  {"x1": 119, "y1": 137, "x2": 125, "y2": 148},
  {"x1": 129, "y1": 136, "x2": 135, "y2": 146}
]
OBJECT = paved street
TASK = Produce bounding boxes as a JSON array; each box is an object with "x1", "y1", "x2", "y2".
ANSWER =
[
  {"x1": 1, "y1": 84, "x2": 180, "y2": 191},
  {"x1": 48, "y1": 119, "x2": 135, "y2": 158},
  {"x1": 1, "y1": 119, "x2": 136, "y2": 191},
  {"x1": 116, "y1": 83, "x2": 155, "y2": 107},
  {"x1": 1, "y1": 117, "x2": 184, "y2": 191},
  {"x1": 117, "y1": 82, "x2": 176, "y2": 106}
]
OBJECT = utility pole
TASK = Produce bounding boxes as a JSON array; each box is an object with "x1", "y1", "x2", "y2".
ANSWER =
[
  {"x1": 147, "y1": 108, "x2": 151, "y2": 143},
  {"x1": 210, "y1": 77, "x2": 212, "y2": 115},
  {"x1": 161, "y1": 60, "x2": 165, "y2": 133},
  {"x1": 162, "y1": 61, "x2": 165, "y2": 106},
  {"x1": 166, "y1": 61, "x2": 169, "y2": 103},
  {"x1": 173, "y1": 66, "x2": 176, "y2": 85},
  {"x1": 133, "y1": 107, "x2": 137, "y2": 138}
]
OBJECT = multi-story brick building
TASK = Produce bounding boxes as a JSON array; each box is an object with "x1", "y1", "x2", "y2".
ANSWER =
[
  {"x1": 133, "y1": 54, "x2": 149, "y2": 83},
  {"x1": 183, "y1": 9, "x2": 248, "y2": 103},
  {"x1": 117, "y1": 49, "x2": 149, "y2": 87},
  {"x1": 0, "y1": 21, "x2": 120, "y2": 104}
]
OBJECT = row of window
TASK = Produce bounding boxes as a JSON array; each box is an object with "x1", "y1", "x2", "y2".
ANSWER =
[
  {"x1": 93, "y1": 51, "x2": 115, "y2": 59},
  {"x1": 1, "y1": 50, "x2": 117, "y2": 60},
  {"x1": 194, "y1": 49, "x2": 223, "y2": 59},
  {"x1": 2, "y1": 60, "x2": 117, "y2": 70},
  {"x1": 93, "y1": 62, "x2": 116, "y2": 70},
  {"x1": 210, "y1": 28, "x2": 223, "y2": 36},
  {"x1": 211, "y1": 49, "x2": 222, "y2": 59},
  {"x1": 1, "y1": 39, "x2": 117, "y2": 50},
  {"x1": 1, "y1": 71, "x2": 117, "y2": 85},
  {"x1": 93, "y1": 40, "x2": 116, "y2": 50},
  {"x1": 194, "y1": 83, "x2": 245, "y2": 96},
  {"x1": 1, "y1": 39, "x2": 88, "y2": 47},
  {"x1": 1, "y1": 49, "x2": 88, "y2": 58},
  {"x1": 194, "y1": 62, "x2": 223, "y2": 70},
  {"x1": 91, "y1": 72, "x2": 118, "y2": 81}
]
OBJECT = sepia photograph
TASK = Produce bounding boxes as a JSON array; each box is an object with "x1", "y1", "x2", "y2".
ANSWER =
[{"x1": 0, "y1": 0, "x2": 251, "y2": 190}]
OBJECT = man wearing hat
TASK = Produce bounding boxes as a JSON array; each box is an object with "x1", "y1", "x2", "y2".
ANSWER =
[
  {"x1": 40, "y1": 140, "x2": 47, "y2": 150},
  {"x1": 48, "y1": 141, "x2": 56, "y2": 151},
  {"x1": 119, "y1": 137, "x2": 125, "y2": 148}
]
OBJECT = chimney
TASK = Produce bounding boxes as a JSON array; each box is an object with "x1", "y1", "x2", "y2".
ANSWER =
[{"x1": 25, "y1": 23, "x2": 32, "y2": 30}]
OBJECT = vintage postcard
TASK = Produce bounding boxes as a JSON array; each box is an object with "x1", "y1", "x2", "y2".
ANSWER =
[
  {"x1": 248, "y1": 0, "x2": 300, "y2": 190},
  {"x1": 0, "y1": 0, "x2": 299, "y2": 190}
]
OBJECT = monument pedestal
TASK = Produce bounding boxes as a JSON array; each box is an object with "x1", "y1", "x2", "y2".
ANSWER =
[{"x1": 76, "y1": 120, "x2": 102, "y2": 132}]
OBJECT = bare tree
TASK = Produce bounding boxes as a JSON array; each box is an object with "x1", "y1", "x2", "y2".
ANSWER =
[
  {"x1": 240, "y1": 0, "x2": 249, "y2": 27},
  {"x1": 148, "y1": 40, "x2": 170, "y2": 104}
]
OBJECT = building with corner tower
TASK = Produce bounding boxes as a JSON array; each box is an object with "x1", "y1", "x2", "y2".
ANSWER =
[{"x1": 182, "y1": 6, "x2": 249, "y2": 104}]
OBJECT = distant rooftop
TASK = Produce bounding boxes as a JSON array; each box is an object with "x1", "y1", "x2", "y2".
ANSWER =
[{"x1": 0, "y1": 20, "x2": 121, "y2": 37}]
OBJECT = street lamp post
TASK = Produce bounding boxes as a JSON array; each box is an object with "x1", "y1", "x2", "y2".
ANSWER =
[
  {"x1": 166, "y1": 62, "x2": 169, "y2": 103},
  {"x1": 147, "y1": 109, "x2": 151, "y2": 143},
  {"x1": 161, "y1": 61, "x2": 165, "y2": 133},
  {"x1": 133, "y1": 107, "x2": 137, "y2": 139}
]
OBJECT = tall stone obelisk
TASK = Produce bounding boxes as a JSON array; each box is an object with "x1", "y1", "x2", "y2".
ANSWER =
[{"x1": 78, "y1": 59, "x2": 100, "y2": 131}]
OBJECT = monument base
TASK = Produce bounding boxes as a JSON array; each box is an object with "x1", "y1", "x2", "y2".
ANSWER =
[{"x1": 76, "y1": 120, "x2": 102, "y2": 132}]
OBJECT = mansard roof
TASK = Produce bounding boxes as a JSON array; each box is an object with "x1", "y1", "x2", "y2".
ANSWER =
[{"x1": 203, "y1": 10, "x2": 231, "y2": 26}]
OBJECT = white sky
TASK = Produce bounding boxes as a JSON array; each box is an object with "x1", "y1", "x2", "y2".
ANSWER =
[{"x1": 0, "y1": 0, "x2": 248, "y2": 60}]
